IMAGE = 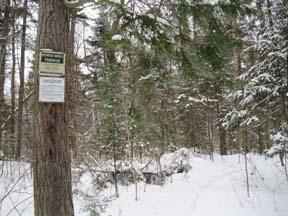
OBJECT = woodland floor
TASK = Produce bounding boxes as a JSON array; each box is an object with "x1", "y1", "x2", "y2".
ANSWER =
[
  {"x1": 1, "y1": 152, "x2": 288, "y2": 216},
  {"x1": 100, "y1": 154, "x2": 288, "y2": 216}
]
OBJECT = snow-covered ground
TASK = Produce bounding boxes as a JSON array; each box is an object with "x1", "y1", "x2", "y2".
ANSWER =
[
  {"x1": 101, "y1": 154, "x2": 288, "y2": 216},
  {"x1": 1, "y1": 152, "x2": 288, "y2": 216}
]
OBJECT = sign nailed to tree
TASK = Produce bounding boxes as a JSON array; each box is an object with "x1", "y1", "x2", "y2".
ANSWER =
[
  {"x1": 39, "y1": 51, "x2": 65, "y2": 76},
  {"x1": 39, "y1": 77, "x2": 65, "y2": 103}
]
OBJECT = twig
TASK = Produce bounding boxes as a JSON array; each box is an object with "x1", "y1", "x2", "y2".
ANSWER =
[
  {"x1": 140, "y1": 160, "x2": 152, "y2": 171},
  {"x1": 6, "y1": 195, "x2": 33, "y2": 216},
  {"x1": 0, "y1": 168, "x2": 31, "y2": 204}
]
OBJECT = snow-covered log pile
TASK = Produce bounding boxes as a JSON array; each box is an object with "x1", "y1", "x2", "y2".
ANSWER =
[
  {"x1": 142, "y1": 148, "x2": 192, "y2": 185},
  {"x1": 76, "y1": 148, "x2": 192, "y2": 188}
]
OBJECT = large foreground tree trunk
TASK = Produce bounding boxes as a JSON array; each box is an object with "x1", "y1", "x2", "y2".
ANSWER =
[{"x1": 33, "y1": 0, "x2": 75, "y2": 215}]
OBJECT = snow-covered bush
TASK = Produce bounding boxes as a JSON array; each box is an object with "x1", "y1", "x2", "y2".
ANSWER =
[
  {"x1": 266, "y1": 124, "x2": 288, "y2": 166},
  {"x1": 161, "y1": 148, "x2": 192, "y2": 174}
]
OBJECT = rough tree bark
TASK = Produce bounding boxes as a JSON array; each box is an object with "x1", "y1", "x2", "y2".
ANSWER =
[
  {"x1": 67, "y1": 9, "x2": 77, "y2": 160},
  {"x1": 33, "y1": 0, "x2": 75, "y2": 215},
  {"x1": 16, "y1": 0, "x2": 28, "y2": 159}
]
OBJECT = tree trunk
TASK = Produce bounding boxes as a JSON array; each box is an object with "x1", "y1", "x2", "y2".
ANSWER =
[
  {"x1": 258, "y1": 129, "x2": 264, "y2": 154},
  {"x1": 33, "y1": 0, "x2": 75, "y2": 215},
  {"x1": 10, "y1": 15, "x2": 16, "y2": 136},
  {"x1": 266, "y1": 0, "x2": 273, "y2": 27},
  {"x1": 232, "y1": 17, "x2": 242, "y2": 156},
  {"x1": 112, "y1": 118, "x2": 119, "y2": 198},
  {"x1": 9, "y1": 13, "x2": 16, "y2": 156},
  {"x1": 244, "y1": 128, "x2": 250, "y2": 197},
  {"x1": 15, "y1": 0, "x2": 28, "y2": 159},
  {"x1": 256, "y1": 0, "x2": 265, "y2": 30},
  {"x1": 216, "y1": 100, "x2": 227, "y2": 155},
  {"x1": 0, "y1": 0, "x2": 11, "y2": 154},
  {"x1": 232, "y1": 18, "x2": 241, "y2": 80},
  {"x1": 0, "y1": 49, "x2": 6, "y2": 153},
  {"x1": 207, "y1": 110, "x2": 214, "y2": 161},
  {"x1": 219, "y1": 126, "x2": 227, "y2": 155}
]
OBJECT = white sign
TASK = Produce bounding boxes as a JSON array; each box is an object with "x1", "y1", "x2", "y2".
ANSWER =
[
  {"x1": 39, "y1": 77, "x2": 65, "y2": 103},
  {"x1": 39, "y1": 51, "x2": 65, "y2": 76}
]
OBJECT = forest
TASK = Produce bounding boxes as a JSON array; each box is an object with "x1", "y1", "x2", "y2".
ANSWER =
[{"x1": 0, "y1": 0, "x2": 287, "y2": 216}]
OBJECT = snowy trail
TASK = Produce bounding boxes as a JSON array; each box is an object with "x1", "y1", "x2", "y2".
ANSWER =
[
  {"x1": 102, "y1": 154, "x2": 288, "y2": 216},
  {"x1": 1, "y1": 154, "x2": 288, "y2": 216}
]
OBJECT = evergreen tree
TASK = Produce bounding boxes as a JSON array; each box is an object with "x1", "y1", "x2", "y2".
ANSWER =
[{"x1": 224, "y1": 0, "x2": 288, "y2": 156}]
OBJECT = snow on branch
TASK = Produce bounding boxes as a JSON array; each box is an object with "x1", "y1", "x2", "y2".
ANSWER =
[
  {"x1": 112, "y1": 34, "x2": 122, "y2": 41},
  {"x1": 64, "y1": 0, "x2": 94, "y2": 8}
]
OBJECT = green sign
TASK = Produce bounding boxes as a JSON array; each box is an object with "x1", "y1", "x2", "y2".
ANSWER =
[
  {"x1": 41, "y1": 53, "x2": 64, "y2": 64},
  {"x1": 39, "y1": 51, "x2": 65, "y2": 76}
]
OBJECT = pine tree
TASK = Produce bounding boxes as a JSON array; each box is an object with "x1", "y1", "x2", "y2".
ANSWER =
[{"x1": 228, "y1": 0, "x2": 288, "y2": 157}]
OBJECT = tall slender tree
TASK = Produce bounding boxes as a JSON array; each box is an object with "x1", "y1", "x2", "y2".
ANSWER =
[
  {"x1": 10, "y1": 4, "x2": 16, "y2": 143},
  {"x1": 0, "y1": 0, "x2": 11, "y2": 154},
  {"x1": 15, "y1": 0, "x2": 28, "y2": 159}
]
